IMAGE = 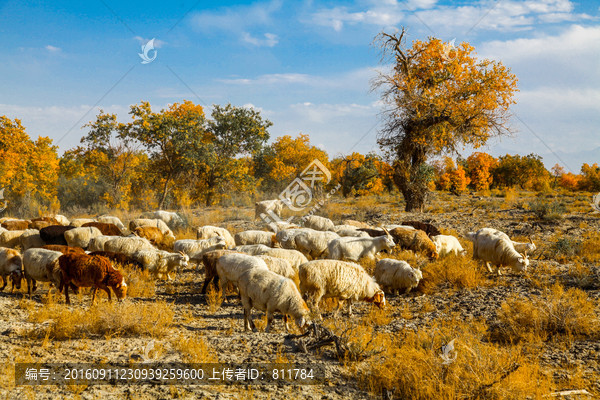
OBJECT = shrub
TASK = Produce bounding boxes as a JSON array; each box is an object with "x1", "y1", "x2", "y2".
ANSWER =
[{"x1": 528, "y1": 199, "x2": 566, "y2": 220}]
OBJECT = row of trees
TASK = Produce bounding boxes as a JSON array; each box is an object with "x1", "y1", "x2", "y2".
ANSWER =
[{"x1": 1, "y1": 107, "x2": 599, "y2": 216}]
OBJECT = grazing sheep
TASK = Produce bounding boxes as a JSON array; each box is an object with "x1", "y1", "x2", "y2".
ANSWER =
[
  {"x1": 41, "y1": 245, "x2": 85, "y2": 254},
  {"x1": 69, "y1": 218, "x2": 97, "y2": 227},
  {"x1": 465, "y1": 228, "x2": 529, "y2": 275},
  {"x1": 327, "y1": 234, "x2": 395, "y2": 262},
  {"x1": 256, "y1": 255, "x2": 299, "y2": 287},
  {"x1": 59, "y1": 253, "x2": 127, "y2": 305},
  {"x1": 20, "y1": 229, "x2": 45, "y2": 250},
  {"x1": 174, "y1": 237, "x2": 227, "y2": 264},
  {"x1": 89, "y1": 251, "x2": 144, "y2": 269},
  {"x1": 299, "y1": 260, "x2": 386, "y2": 318},
  {"x1": 333, "y1": 225, "x2": 370, "y2": 238},
  {"x1": 215, "y1": 253, "x2": 269, "y2": 294},
  {"x1": 294, "y1": 230, "x2": 340, "y2": 259},
  {"x1": 233, "y1": 244, "x2": 273, "y2": 255},
  {"x1": 255, "y1": 199, "x2": 285, "y2": 220},
  {"x1": 389, "y1": 227, "x2": 439, "y2": 259},
  {"x1": 97, "y1": 215, "x2": 126, "y2": 232},
  {"x1": 0, "y1": 229, "x2": 27, "y2": 248},
  {"x1": 402, "y1": 221, "x2": 441, "y2": 237},
  {"x1": 87, "y1": 235, "x2": 122, "y2": 252},
  {"x1": 64, "y1": 226, "x2": 103, "y2": 249},
  {"x1": 131, "y1": 250, "x2": 189, "y2": 280},
  {"x1": 274, "y1": 228, "x2": 314, "y2": 250},
  {"x1": 238, "y1": 268, "x2": 310, "y2": 332},
  {"x1": 129, "y1": 218, "x2": 173, "y2": 237},
  {"x1": 374, "y1": 259, "x2": 422, "y2": 294},
  {"x1": 302, "y1": 215, "x2": 335, "y2": 232},
  {"x1": 196, "y1": 225, "x2": 235, "y2": 249},
  {"x1": 104, "y1": 236, "x2": 155, "y2": 257},
  {"x1": 134, "y1": 226, "x2": 175, "y2": 249},
  {"x1": 141, "y1": 210, "x2": 185, "y2": 230},
  {"x1": 260, "y1": 248, "x2": 309, "y2": 273},
  {"x1": 234, "y1": 230, "x2": 276, "y2": 247},
  {"x1": 22, "y1": 248, "x2": 63, "y2": 297},
  {"x1": 431, "y1": 235, "x2": 467, "y2": 257},
  {"x1": 201, "y1": 249, "x2": 236, "y2": 294},
  {"x1": 82, "y1": 222, "x2": 123, "y2": 236},
  {"x1": 40, "y1": 225, "x2": 74, "y2": 246},
  {"x1": 29, "y1": 217, "x2": 60, "y2": 230},
  {"x1": 0, "y1": 247, "x2": 22, "y2": 291},
  {"x1": 1, "y1": 219, "x2": 30, "y2": 230}
]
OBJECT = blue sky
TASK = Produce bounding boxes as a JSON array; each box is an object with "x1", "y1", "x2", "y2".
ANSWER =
[{"x1": 1, "y1": 0, "x2": 599, "y2": 171}]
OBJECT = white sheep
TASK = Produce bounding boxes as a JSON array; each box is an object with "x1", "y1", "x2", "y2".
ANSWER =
[
  {"x1": 299, "y1": 260, "x2": 386, "y2": 318},
  {"x1": 327, "y1": 234, "x2": 395, "y2": 262},
  {"x1": 255, "y1": 199, "x2": 285, "y2": 220},
  {"x1": 20, "y1": 229, "x2": 45, "y2": 250},
  {"x1": 238, "y1": 267, "x2": 310, "y2": 332},
  {"x1": 215, "y1": 252, "x2": 269, "y2": 294},
  {"x1": 51, "y1": 215, "x2": 70, "y2": 226},
  {"x1": 69, "y1": 218, "x2": 97, "y2": 227},
  {"x1": 294, "y1": 230, "x2": 340, "y2": 259},
  {"x1": 333, "y1": 225, "x2": 370, "y2": 238},
  {"x1": 431, "y1": 234, "x2": 467, "y2": 257},
  {"x1": 465, "y1": 228, "x2": 529, "y2": 275},
  {"x1": 104, "y1": 236, "x2": 155, "y2": 257},
  {"x1": 87, "y1": 235, "x2": 123, "y2": 252},
  {"x1": 132, "y1": 249, "x2": 189, "y2": 280},
  {"x1": 64, "y1": 226, "x2": 103, "y2": 249},
  {"x1": 97, "y1": 215, "x2": 126, "y2": 233},
  {"x1": 174, "y1": 236, "x2": 227, "y2": 264},
  {"x1": 129, "y1": 218, "x2": 174, "y2": 237},
  {"x1": 256, "y1": 255, "x2": 299, "y2": 287},
  {"x1": 0, "y1": 229, "x2": 27, "y2": 248},
  {"x1": 0, "y1": 247, "x2": 22, "y2": 291},
  {"x1": 302, "y1": 215, "x2": 335, "y2": 231},
  {"x1": 22, "y1": 248, "x2": 63, "y2": 297},
  {"x1": 233, "y1": 244, "x2": 273, "y2": 255},
  {"x1": 141, "y1": 210, "x2": 185, "y2": 229},
  {"x1": 260, "y1": 248, "x2": 309, "y2": 273},
  {"x1": 196, "y1": 225, "x2": 235, "y2": 249},
  {"x1": 274, "y1": 228, "x2": 314, "y2": 250},
  {"x1": 234, "y1": 230, "x2": 275, "y2": 247},
  {"x1": 374, "y1": 259, "x2": 422, "y2": 294},
  {"x1": 511, "y1": 239, "x2": 536, "y2": 255},
  {"x1": 265, "y1": 221, "x2": 299, "y2": 233}
]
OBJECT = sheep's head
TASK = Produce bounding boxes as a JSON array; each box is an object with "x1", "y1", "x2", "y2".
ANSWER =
[
  {"x1": 113, "y1": 277, "x2": 128, "y2": 300},
  {"x1": 515, "y1": 254, "x2": 529, "y2": 272},
  {"x1": 366, "y1": 289, "x2": 386, "y2": 309},
  {"x1": 178, "y1": 252, "x2": 190, "y2": 269}
]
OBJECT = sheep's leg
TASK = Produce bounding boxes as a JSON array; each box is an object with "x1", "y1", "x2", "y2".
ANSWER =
[
  {"x1": 283, "y1": 315, "x2": 290, "y2": 332},
  {"x1": 201, "y1": 277, "x2": 213, "y2": 294},
  {"x1": 347, "y1": 299, "x2": 353, "y2": 316},
  {"x1": 91, "y1": 287, "x2": 98, "y2": 305},
  {"x1": 485, "y1": 262, "x2": 493, "y2": 273},
  {"x1": 0, "y1": 275, "x2": 6, "y2": 291},
  {"x1": 64, "y1": 282, "x2": 71, "y2": 305},
  {"x1": 265, "y1": 311, "x2": 274, "y2": 333},
  {"x1": 101, "y1": 285, "x2": 112, "y2": 301},
  {"x1": 27, "y1": 278, "x2": 33, "y2": 298}
]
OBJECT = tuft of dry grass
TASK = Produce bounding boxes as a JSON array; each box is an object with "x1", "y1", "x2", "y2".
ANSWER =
[
  {"x1": 416, "y1": 254, "x2": 486, "y2": 294},
  {"x1": 357, "y1": 318, "x2": 554, "y2": 400},
  {"x1": 205, "y1": 285, "x2": 222, "y2": 313},
  {"x1": 491, "y1": 283, "x2": 599, "y2": 344},
  {"x1": 27, "y1": 301, "x2": 175, "y2": 340},
  {"x1": 172, "y1": 334, "x2": 218, "y2": 363},
  {"x1": 122, "y1": 265, "x2": 156, "y2": 298}
]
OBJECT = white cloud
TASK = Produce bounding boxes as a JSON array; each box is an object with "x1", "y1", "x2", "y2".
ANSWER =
[
  {"x1": 45, "y1": 45, "x2": 61, "y2": 52},
  {"x1": 311, "y1": 6, "x2": 403, "y2": 31},
  {"x1": 242, "y1": 32, "x2": 279, "y2": 47}
]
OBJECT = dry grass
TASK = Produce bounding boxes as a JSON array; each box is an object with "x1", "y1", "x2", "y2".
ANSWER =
[
  {"x1": 121, "y1": 265, "x2": 156, "y2": 298},
  {"x1": 492, "y1": 284, "x2": 599, "y2": 344},
  {"x1": 417, "y1": 254, "x2": 486, "y2": 294},
  {"x1": 578, "y1": 231, "x2": 600, "y2": 263},
  {"x1": 27, "y1": 301, "x2": 175, "y2": 340},
  {"x1": 172, "y1": 334, "x2": 218, "y2": 363},
  {"x1": 357, "y1": 318, "x2": 554, "y2": 400},
  {"x1": 205, "y1": 285, "x2": 223, "y2": 313}
]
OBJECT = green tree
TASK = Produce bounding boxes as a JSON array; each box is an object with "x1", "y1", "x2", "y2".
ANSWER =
[{"x1": 373, "y1": 29, "x2": 518, "y2": 211}]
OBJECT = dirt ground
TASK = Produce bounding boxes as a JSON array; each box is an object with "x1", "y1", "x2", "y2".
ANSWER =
[{"x1": 1, "y1": 192, "x2": 599, "y2": 399}]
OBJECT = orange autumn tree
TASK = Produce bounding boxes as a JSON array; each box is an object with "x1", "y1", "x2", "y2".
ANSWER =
[
  {"x1": 466, "y1": 152, "x2": 497, "y2": 191},
  {"x1": 330, "y1": 152, "x2": 390, "y2": 197},
  {"x1": 258, "y1": 134, "x2": 329, "y2": 192},
  {"x1": 579, "y1": 163, "x2": 600, "y2": 191},
  {"x1": 435, "y1": 157, "x2": 470, "y2": 195},
  {"x1": 0, "y1": 116, "x2": 59, "y2": 214},
  {"x1": 373, "y1": 29, "x2": 518, "y2": 211}
]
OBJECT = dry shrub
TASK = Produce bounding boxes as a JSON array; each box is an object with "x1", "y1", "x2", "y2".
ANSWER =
[
  {"x1": 492, "y1": 284, "x2": 599, "y2": 344},
  {"x1": 172, "y1": 335, "x2": 218, "y2": 363},
  {"x1": 27, "y1": 301, "x2": 175, "y2": 340},
  {"x1": 416, "y1": 254, "x2": 485, "y2": 294},
  {"x1": 323, "y1": 319, "x2": 391, "y2": 362},
  {"x1": 565, "y1": 262, "x2": 598, "y2": 290},
  {"x1": 122, "y1": 266, "x2": 156, "y2": 298},
  {"x1": 205, "y1": 285, "x2": 222, "y2": 313},
  {"x1": 357, "y1": 318, "x2": 553, "y2": 399},
  {"x1": 578, "y1": 231, "x2": 600, "y2": 263}
]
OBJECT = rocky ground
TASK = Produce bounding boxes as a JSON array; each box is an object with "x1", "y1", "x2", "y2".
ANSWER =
[{"x1": 1, "y1": 192, "x2": 599, "y2": 399}]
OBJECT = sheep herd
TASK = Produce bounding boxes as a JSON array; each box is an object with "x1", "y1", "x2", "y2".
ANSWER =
[{"x1": 0, "y1": 207, "x2": 535, "y2": 333}]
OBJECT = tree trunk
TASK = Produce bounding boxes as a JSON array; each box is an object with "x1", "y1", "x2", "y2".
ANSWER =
[
  {"x1": 158, "y1": 177, "x2": 171, "y2": 210},
  {"x1": 392, "y1": 159, "x2": 429, "y2": 212}
]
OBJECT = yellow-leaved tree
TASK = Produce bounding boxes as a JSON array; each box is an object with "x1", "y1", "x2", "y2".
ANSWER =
[{"x1": 373, "y1": 29, "x2": 518, "y2": 211}]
